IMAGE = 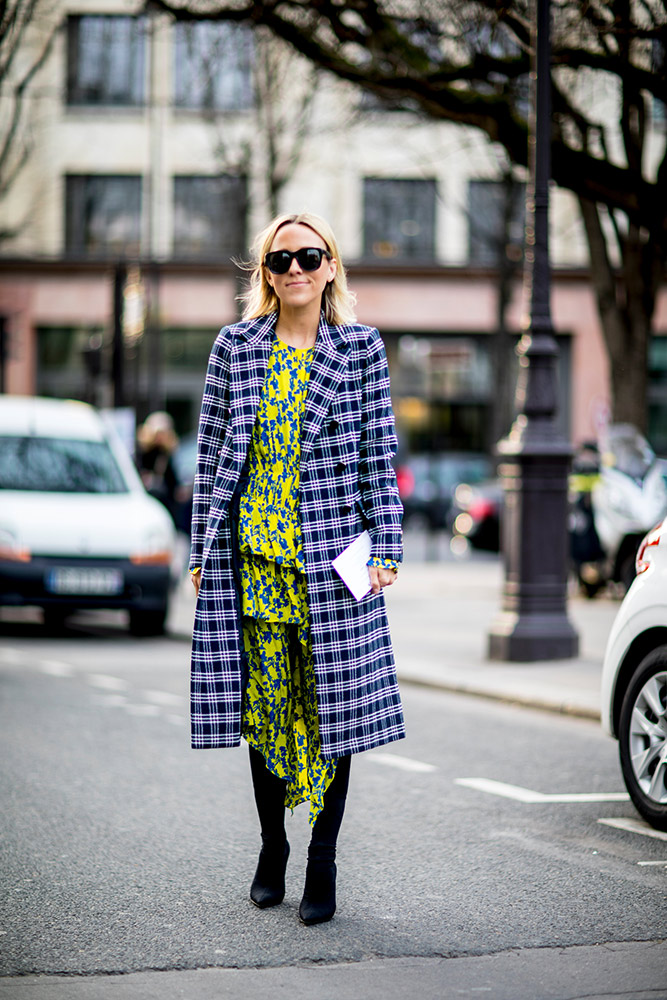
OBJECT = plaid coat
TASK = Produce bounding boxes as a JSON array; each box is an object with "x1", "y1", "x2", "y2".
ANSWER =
[{"x1": 189, "y1": 311, "x2": 405, "y2": 758}]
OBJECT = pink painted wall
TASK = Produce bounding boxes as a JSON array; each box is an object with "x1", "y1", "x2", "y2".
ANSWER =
[{"x1": 2, "y1": 266, "x2": 663, "y2": 446}]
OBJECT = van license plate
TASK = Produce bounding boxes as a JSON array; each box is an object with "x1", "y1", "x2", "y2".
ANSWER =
[{"x1": 46, "y1": 568, "x2": 124, "y2": 595}]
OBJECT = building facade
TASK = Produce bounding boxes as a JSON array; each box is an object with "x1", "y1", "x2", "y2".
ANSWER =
[{"x1": 1, "y1": 0, "x2": 666, "y2": 455}]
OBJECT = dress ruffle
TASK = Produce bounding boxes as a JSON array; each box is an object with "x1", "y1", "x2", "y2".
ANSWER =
[{"x1": 239, "y1": 338, "x2": 335, "y2": 825}]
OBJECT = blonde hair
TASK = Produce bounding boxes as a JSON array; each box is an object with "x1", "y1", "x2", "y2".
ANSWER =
[{"x1": 238, "y1": 212, "x2": 357, "y2": 326}]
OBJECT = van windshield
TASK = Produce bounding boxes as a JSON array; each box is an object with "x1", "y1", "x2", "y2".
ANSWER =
[{"x1": 0, "y1": 436, "x2": 129, "y2": 493}]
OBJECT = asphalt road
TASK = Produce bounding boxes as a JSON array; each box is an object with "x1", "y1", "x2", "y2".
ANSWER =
[{"x1": 1, "y1": 614, "x2": 666, "y2": 998}]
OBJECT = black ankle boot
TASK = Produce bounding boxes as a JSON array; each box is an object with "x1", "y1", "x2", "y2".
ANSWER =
[
  {"x1": 298, "y1": 856, "x2": 336, "y2": 925},
  {"x1": 250, "y1": 839, "x2": 290, "y2": 909}
]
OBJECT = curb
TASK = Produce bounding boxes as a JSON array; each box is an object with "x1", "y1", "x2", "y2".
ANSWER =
[
  {"x1": 396, "y1": 673, "x2": 602, "y2": 721},
  {"x1": 166, "y1": 625, "x2": 601, "y2": 723}
]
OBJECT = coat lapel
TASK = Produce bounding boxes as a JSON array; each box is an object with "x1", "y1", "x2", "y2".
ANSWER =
[
  {"x1": 229, "y1": 313, "x2": 276, "y2": 463},
  {"x1": 300, "y1": 316, "x2": 350, "y2": 467}
]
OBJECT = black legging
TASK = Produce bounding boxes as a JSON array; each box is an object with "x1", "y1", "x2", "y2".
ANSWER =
[{"x1": 249, "y1": 746, "x2": 351, "y2": 857}]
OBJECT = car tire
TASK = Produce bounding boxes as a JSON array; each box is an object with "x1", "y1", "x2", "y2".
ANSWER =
[
  {"x1": 42, "y1": 607, "x2": 69, "y2": 632},
  {"x1": 129, "y1": 606, "x2": 167, "y2": 637},
  {"x1": 618, "y1": 647, "x2": 667, "y2": 831}
]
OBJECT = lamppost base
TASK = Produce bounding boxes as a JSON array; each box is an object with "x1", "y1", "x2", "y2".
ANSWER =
[{"x1": 488, "y1": 611, "x2": 579, "y2": 662}]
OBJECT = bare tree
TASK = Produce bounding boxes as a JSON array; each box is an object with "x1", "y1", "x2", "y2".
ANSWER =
[
  {"x1": 253, "y1": 29, "x2": 318, "y2": 218},
  {"x1": 147, "y1": 0, "x2": 667, "y2": 431},
  {"x1": 177, "y1": 20, "x2": 320, "y2": 219},
  {"x1": 0, "y1": 0, "x2": 59, "y2": 243}
]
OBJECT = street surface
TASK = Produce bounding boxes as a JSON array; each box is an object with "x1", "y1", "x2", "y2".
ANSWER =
[{"x1": 1, "y1": 594, "x2": 666, "y2": 999}]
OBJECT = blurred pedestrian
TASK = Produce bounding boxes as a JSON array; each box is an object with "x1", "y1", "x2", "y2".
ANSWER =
[
  {"x1": 189, "y1": 212, "x2": 404, "y2": 925},
  {"x1": 136, "y1": 411, "x2": 179, "y2": 516}
]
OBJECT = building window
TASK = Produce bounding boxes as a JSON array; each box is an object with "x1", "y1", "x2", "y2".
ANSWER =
[
  {"x1": 173, "y1": 175, "x2": 247, "y2": 258},
  {"x1": 67, "y1": 16, "x2": 146, "y2": 106},
  {"x1": 468, "y1": 179, "x2": 525, "y2": 266},
  {"x1": 363, "y1": 178, "x2": 437, "y2": 261},
  {"x1": 173, "y1": 22, "x2": 254, "y2": 112},
  {"x1": 65, "y1": 175, "x2": 142, "y2": 256}
]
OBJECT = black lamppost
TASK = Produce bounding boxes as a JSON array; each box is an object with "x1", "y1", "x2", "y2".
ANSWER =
[{"x1": 487, "y1": 0, "x2": 579, "y2": 661}]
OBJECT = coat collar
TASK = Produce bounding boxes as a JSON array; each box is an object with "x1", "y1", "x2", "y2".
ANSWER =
[
  {"x1": 231, "y1": 311, "x2": 350, "y2": 466},
  {"x1": 236, "y1": 310, "x2": 349, "y2": 351}
]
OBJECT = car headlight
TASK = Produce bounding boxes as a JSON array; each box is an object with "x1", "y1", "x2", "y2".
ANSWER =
[
  {"x1": 635, "y1": 523, "x2": 662, "y2": 575},
  {"x1": 130, "y1": 532, "x2": 172, "y2": 566},
  {"x1": 0, "y1": 528, "x2": 30, "y2": 562}
]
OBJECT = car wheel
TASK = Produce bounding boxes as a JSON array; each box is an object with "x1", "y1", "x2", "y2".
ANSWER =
[
  {"x1": 129, "y1": 606, "x2": 167, "y2": 637},
  {"x1": 42, "y1": 607, "x2": 69, "y2": 632},
  {"x1": 618, "y1": 648, "x2": 667, "y2": 831}
]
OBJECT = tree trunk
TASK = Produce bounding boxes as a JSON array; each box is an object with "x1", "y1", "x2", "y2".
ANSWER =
[
  {"x1": 609, "y1": 317, "x2": 649, "y2": 430},
  {"x1": 578, "y1": 196, "x2": 655, "y2": 434}
]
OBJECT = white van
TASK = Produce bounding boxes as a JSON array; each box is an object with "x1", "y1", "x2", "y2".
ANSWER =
[{"x1": 0, "y1": 396, "x2": 176, "y2": 635}]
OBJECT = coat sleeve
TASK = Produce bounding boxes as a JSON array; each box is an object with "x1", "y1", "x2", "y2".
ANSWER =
[
  {"x1": 358, "y1": 329, "x2": 403, "y2": 563},
  {"x1": 189, "y1": 328, "x2": 231, "y2": 573}
]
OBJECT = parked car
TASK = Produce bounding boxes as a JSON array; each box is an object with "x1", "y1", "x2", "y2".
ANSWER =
[
  {"x1": 601, "y1": 516, "x2": 667, "y2": 830},
  {"x1": 396, "y1": 453, "x2": 493, "y2": 530},
  {"x1": 448, "y1": 478, "x2": 503, "y2": 551},
  {"x1": 0, "y1": 396, "x2": 176, "y2": 635}
]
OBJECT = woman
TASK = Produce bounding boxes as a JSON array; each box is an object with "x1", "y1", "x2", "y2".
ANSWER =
[{"x1": 190, "y1": 212, "x2": 404, "y2": 925}]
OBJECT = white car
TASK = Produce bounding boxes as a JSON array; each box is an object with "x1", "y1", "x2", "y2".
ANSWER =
[
  {"x1": 601, "y1": 516, "x2": 667, "y2": 830},
  {"x1": 0, "y1": 396, "x2": 175, "y2": 635}
]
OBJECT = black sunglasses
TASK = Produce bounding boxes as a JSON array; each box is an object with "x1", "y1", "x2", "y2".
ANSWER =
[{"x1": 264, "y1": 247, "x2": 331, "y2": 274}]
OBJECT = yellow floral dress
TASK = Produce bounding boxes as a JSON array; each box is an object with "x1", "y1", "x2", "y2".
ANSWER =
[
  {"x1": 237, "y1": 336, "x2": 398, "y2": 826},
  {"x1": 238, "y1": 337, "x2": 335, "y2": 825}
]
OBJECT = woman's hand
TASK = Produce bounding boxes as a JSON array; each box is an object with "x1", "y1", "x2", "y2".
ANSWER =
[
  {"x1": 368, "y1": 565, "x2": 397, "y2": 595},
  {"x1": 191, "y1": 568, "x2": 201, "y2": 597}
]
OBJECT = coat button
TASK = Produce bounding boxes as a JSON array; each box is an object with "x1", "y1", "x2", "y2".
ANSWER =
[
  {"x1": 335, "y1": 461, "x2": 347, "y2": 474},
  {"x1": 329, "y1": 419, "x2": 339, "y2": 432},
  {"x1": 341, "y1": 502, "x2": 352, "y2": 514}
]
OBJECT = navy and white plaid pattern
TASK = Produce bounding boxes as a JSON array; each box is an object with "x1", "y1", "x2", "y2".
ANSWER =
[{"x1": 189, "y1": 312, "x2": 405, "y2": 757}]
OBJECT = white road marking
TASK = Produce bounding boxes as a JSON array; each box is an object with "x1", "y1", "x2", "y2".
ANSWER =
[
  {"x1": 92, "y1": 694, "x2": 128, "y2": 708},
  {"x1": 637, "y1": 860, "x2": 667, "y2": 866},
  {"x1": 87, "y1": 674, "x2": 128, "y2": 691},
  {"x1": 0, "y1": 648, "x2": 20, "y2": 664},
  {"x1": 166, "y1": 715, "x2": 186, "y2": 726},
  {"x1": 124, "y1": 703, "x2": 161, "y2": 717},
  {"x1": 370, "y1": 752, "x2": 437, "y2": 773},
  {"x1": 39, "y1": 660, "x2": 74, "y2": 677},
  {"x1": 598, "y1": 817, "x2": 667, "y2": 842},
  {"x1": 143, "y1": 689, "x2": 184, "y2": 707},
  {"x1": 456, "y1": 778, "x2": 630, "y2": 803}
]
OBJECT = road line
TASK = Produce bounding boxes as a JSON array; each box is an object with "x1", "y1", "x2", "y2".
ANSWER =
[
  {"x1": 39, "y1": 660, "x2": 74, "y2": 677},
  {"x1": 370, "y1": 752, "x2": 437, "y2": 773},
  {"x1": 637, "y1": 860, "x2": 667, "y2": 866},
  {"x1": 124, "y1": 703, "x2": 161, "y2": 717},
  {"x1": 598, "y1": 817, "x2": 667, "y2": 842},
  {"x1": 92, "y1": 694, "x2": 127, "y2": 708},
  {"x1": 456, "y1": 778, "x2": 629, "y2": 803},
  {"x1": 143, "y1": 689, "x2": 184, "y2": 707},
  {"x1": 166, "y1": 714, "x2": 186, "y2": 725},
  {"x1": 87, "y1": 674, "x2": 128, "y2": 691}
]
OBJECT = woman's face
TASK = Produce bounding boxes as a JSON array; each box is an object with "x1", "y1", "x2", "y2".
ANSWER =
[{"x1": 265, "y1": 223, "x2": 337, "y2": 312}]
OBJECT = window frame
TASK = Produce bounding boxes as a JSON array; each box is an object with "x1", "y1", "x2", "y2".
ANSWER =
[
  {"x1": 66, "y1": 14, "x2": 147, "y2": 108},
  {"x1": 172, "y1": 174, "x2": 248, "y2": 260},
  {"x1": 173, "y1": 20, "x2": 254, "y2": 113},
  {"x1": 64, "y1": 174, "x2": 143, "y2": 258},
  {"x1": 362, "y1": 177, "x2": 438, "y2": 262}
]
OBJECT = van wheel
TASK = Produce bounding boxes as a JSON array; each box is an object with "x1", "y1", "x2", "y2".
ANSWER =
[
  {"x1": 618, "y1": 648, "x2": 667, "y2": 831},
  {"x1": 129, "y1": 607, "x2": 167, "y2": 637},
  {"x1": 42, "y1": 607, "x2": 69, "y2": 632}
]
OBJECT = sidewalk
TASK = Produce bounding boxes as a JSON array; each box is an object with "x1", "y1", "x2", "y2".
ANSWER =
[{"x1": 168, "y1": 550, "x2": 620, "y2": 722}]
